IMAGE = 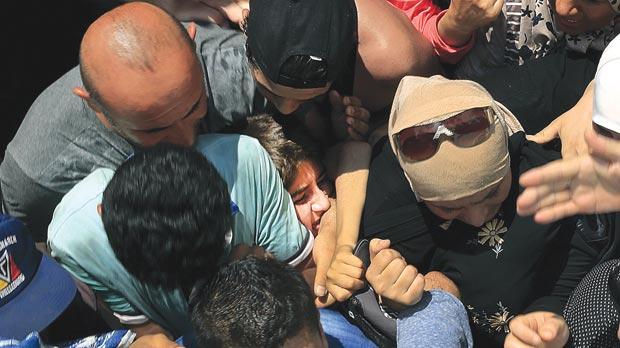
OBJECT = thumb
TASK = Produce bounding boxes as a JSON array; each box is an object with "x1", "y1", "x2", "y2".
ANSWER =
[
  {"x1": 528, "y1": 118, "x2": 561, "y2": 144},
  {"x1": 315, "y1": 293, "x2": 337, "y2": 308},
  {"x1": 329, "y1": 90, "x2": 345, "y2": 112},
  {"x1": 369, "y1": 239, "x2": 391, "y2": 261},
  {"x1": 586, "y1": 127, "x2": 620, "y2": 162},
  {"x1": 314, "y1": 269, "x2": 328, "y2": 297},
  {"x1": 539, "y1": 323, "x2": 558, "y2": 342}
]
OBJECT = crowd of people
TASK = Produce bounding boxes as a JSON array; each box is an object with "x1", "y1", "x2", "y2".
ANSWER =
[{"x1": 2, "y1": 0, "x2": 620, "y2": 347}]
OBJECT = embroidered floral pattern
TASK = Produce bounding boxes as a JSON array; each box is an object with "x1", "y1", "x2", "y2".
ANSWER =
[
  {"x1": 489, "y1": 302, "x2": 514, "y2": 333},
  {"x1": 478, "y1": 219, "x2": 508, "y2": 247},
  {"x1": 492, "y1": 244, "x2": 504, "y2": 259},
  {"x1": 467, "y1": 302, "x2": 515, "y2": 335}
]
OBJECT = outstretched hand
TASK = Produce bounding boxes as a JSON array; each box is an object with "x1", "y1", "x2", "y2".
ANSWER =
[{"x1": 518, "y1": 128, "x2": 620, "y2": 223}]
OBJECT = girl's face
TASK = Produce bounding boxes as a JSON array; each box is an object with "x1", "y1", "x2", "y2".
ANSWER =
[{"x1": 551, "y1": 0, "x2": 615, "y2": 35}]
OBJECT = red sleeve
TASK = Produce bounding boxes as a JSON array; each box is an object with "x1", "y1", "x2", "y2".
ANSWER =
[{"x1": 386, "y1": 0, "x2": 475, "y2": 64}]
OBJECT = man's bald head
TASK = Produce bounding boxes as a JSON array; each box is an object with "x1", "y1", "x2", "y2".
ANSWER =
[
  {"x1": 76, "y1": 2, "x2": 207, "y2": 147},
  {"x1": 79, "y1": 2, "x2": 196, "y2": 112}
]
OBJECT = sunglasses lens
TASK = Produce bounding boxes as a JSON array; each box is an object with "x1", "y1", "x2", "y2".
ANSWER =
[
  {"x1": 398, "y1": 126, "x2": 438, "y2": 161},
  {"x1": 445, "y1": 108, "x2": 492, "y2": 147}
]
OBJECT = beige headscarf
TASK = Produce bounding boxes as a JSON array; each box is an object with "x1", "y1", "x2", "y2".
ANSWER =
[{"x1": 388, "y1": 76, "x2": 523, "y2": 202}]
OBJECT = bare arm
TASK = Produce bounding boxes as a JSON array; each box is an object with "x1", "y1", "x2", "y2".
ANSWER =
[
  {"x1": 424, "y1": 271, "x2": 460, "y2": 298},
  {"x1": 315, "y1": 141, "x2": 371, "y2": 303},
  {"x1": 355, "y1": 0, "x2": 441, "y2": 111}
]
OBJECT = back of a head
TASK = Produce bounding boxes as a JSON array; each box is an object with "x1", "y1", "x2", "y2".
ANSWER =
[
  {"x1": 190, "y1": 257, "x2": 322, "y2": 348},
  {"x1": 102, "y1": 143, "x2": 231, "y2": 292},
  {"x1": 79, "y1": 1, "x2": 195, "y2": 112},
  {"x1": 245, "y1": 0, "x2": 356, "y2": 88}
]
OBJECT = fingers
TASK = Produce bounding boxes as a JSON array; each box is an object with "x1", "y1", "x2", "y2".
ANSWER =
[
  {"x1": 539, "y1": 316, "x2": 568, "y2": 344},
  {"x1": 343, "y1": 96, "x2": 370, "y2": 140},
  {"x1": 315, "y1": 292, "x2": 337, "y2": 308},
  {"x1": 517, "y1": 182, "x2": 572, "y2": 216},
  {"x1": 528, "y1": 117, "x2": 561, "y2": 145},
  {"x1": 314, "y1": 266, "x2": 328, "y2": 297},
  {"x1": 586, "y1": 127, "x2": 620, "y2": 162},
  {"x1": 508, "y1": 315, "x2": 542, "y2": 347},
  {"x1": 504, "y1": 334, "x2": 537, "y2": 348},
  {"x1": 400, "y1": 269, "x2": 425, "y2": 305},
  {"x1": 313, "y1": 237, "x2": 335, "y2": 297},
  {"x1": 329, "y1": 90, "x2": 346, "y2": 112},
  {"x1": 533, "y1": 200, "x2": 581, "y2": 224},
  {"x1": 519, "y1": 158, "x2": 581, "y2": 187},
  {"x1": 327, "y1": 266, "x2": 365, "y2": 290},
  {"x1": 369, "y1": 238, "x2": 391, "y2": 261},
  {"x1": 367, "y1": 248, "x2": 403, "y2": 285}
]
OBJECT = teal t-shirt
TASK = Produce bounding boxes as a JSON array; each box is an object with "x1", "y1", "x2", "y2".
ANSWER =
[{"x1": 48, "y1": 134, "x2": 311, "y2": 337}]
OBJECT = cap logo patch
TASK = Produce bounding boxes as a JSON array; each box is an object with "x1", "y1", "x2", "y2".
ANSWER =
[{"x1": 0, "y1": 249, "x2": 25, "y2": 299}]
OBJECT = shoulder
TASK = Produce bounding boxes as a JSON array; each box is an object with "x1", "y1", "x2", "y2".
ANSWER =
[
  {"x1": 48, "y1": 168, "x2": 114, "y2": 249},
  {"x1": 192, "y1": 23, "x2": 262, "y2": 131},
  {"x1": 356, "y1": 0, "x2": 437, "y2": 79},
  {"x1": 363, "y1": 137, "x2": 420, "y2": 224},
  {"x1": 16, "y1": 67, "x2": 89, "y2": 130},
  {"x1": 192, "y1": 22, "x2": 246, "y2": 52},
  {"x1": 195, "y1": 134, "x2": 268, "y2": 182},
  {"x1": 508, "y1": 132, "x2": 561, "y2": 176},
  {"x1": 195, "y1": 134, "x2": 263, "y2": 160}
]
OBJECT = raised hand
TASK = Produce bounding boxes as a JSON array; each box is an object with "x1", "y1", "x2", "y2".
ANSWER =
[
  {"x1": 438, "y1": 0, "x2": 504, "y2": 46},
  {"x1": 518, "y1": 128, "x2": 620, "y2": 223}
]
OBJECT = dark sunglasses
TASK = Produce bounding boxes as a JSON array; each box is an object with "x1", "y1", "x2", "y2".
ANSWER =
[
  {"x1": 593, "y1": 121, "x2": 620, "y2": 140},
  {"x1": 395, "y1": 108, "x2": 495, "y2": 162}
]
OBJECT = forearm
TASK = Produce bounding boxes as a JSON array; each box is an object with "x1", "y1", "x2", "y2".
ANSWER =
[
  {"x1": 333, "y1": 142, "x2": 371, "y2": 247},
  {"x1": 437, "y1": 12, "x2": 475, "y2": 48},
  {"x1": 424, "y1": 271, "x2": 460, "y2": 298}
]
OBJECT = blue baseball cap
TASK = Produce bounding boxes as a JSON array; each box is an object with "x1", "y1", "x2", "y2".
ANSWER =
[{"x1": 0, "y1": 214, "x2": 77, "y2": 339}]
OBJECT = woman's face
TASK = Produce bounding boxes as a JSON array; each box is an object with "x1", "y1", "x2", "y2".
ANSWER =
[{"x1": 552, "y1": 0, "x2": 615, "y2": 35}]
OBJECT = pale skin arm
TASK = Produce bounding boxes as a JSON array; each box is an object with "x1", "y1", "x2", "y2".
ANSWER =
[
  {"x1": 314, "y1": 141, "x2": 371, "y2": 306},
  {"x1": 424, "y1": 271, "x2": 460, "y2": 299},
  {"x1": 354, "y1": 0, "x2": 441, "y2": 111}
]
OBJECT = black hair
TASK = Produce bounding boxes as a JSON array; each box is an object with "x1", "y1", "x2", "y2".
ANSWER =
[
  {"x1": 190, "y1": 257, "x2": 322, "y2": 348},
  {"x1": 102, "y1": 143, "x2": 231, "y2": 292}
]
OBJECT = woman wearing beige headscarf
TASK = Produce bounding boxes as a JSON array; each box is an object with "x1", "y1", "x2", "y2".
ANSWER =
[{"x1": 361, "y1": 75, "x2": 612, "y2": 347}]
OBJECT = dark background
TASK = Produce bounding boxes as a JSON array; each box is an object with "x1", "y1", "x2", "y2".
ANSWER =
[{"x1": 2, "y1": 0, "x2": 122, "y2": 154}]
